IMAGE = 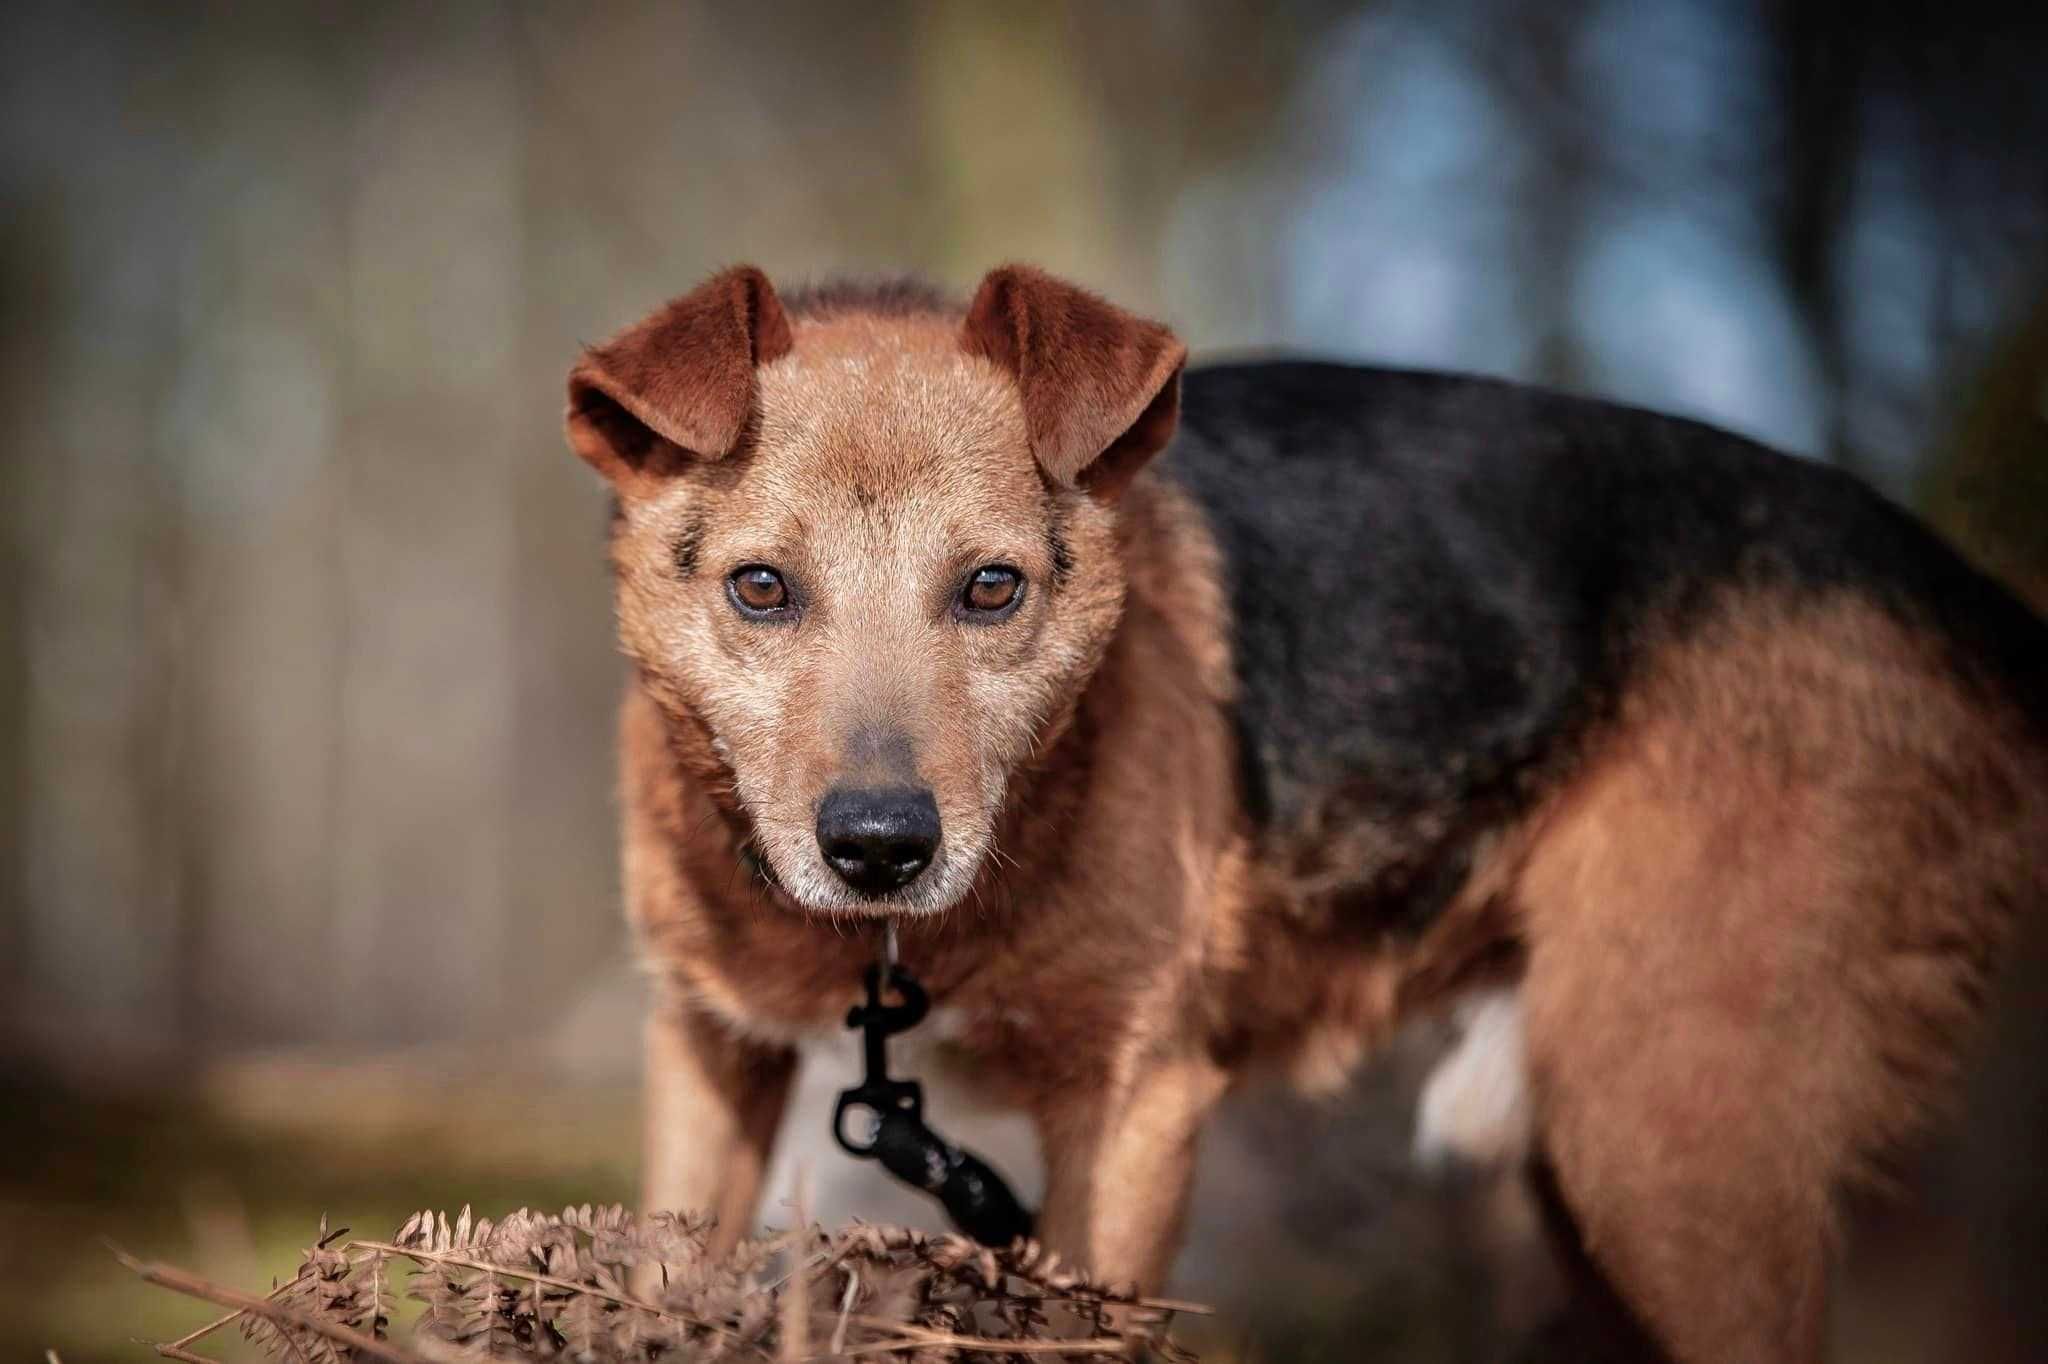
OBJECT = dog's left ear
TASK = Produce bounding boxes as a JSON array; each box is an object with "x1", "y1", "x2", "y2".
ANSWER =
[{"x1": 962, "y1": 265, "x2": 1187, "y2": 499}]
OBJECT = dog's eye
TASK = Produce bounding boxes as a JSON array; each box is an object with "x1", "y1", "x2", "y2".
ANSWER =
[
  {"x1": 729, "y1": 565, "x2": 791, "y2": 616},
  {"x1": 959, "y1": 565, "x2": 1024, "y2": 618}
]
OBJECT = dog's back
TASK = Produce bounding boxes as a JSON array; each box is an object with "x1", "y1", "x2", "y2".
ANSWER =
[{"x1": 1168, "y1": 359, "x2": 2047, "y2": 907}]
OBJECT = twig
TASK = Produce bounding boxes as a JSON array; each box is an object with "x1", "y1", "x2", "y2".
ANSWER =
[
  {"x1": 156, "y1": 1265, "x2": 321, "y2": 1355},
  {"x1": 830, "y1": 1317, "x2": 1136, "y2": 1357},
  {"x1": 162, "y1": 1307, "x2": 251, "y2": 1353},
  {"x1": 781, "y1": 1168, "x2": 812, "y2": 1363},
  {"x1": 112, "y1": 1247, "x2": 419, "y2": 1364},
  {"x1": 758, "y1": 1244, "x2": 839, "y2": 1296},
  {"x1": 830, "y1": 1267, "x2": 859, "y2": 1356},
  {"x1": 136, "y1": 1342, "x2": 224, "y2": 1364}
]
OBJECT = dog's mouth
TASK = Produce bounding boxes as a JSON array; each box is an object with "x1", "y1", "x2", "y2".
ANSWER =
[{"x1": 740, "y1": 824, "x2": 985, "y2": 919}]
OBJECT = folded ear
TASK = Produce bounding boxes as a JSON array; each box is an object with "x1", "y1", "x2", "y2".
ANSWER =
[
  {"x1": 962, "y1": 265, "x2": 1187, "y2": 499},
  {"x1": 565, "y1": 266, "x2": 794, "y2": 489}
]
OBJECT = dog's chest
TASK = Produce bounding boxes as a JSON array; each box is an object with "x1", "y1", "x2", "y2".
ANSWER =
[
  {"x1": 714, "y1": 984, "x2": 1005, "y2": 1071},
  {"x1": 792, "y1": 1002, "x2": 1022, "y2": 1110}
]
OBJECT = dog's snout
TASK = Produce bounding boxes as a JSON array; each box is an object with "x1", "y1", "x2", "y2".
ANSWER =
[{"x1": 816, "y1": 786, "x2": 941, "y2": 895}]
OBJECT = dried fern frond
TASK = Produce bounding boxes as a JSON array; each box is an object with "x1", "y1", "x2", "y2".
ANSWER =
[{"x1": 125, "y1": 1204, "x2": 1203, "y2": 1363}]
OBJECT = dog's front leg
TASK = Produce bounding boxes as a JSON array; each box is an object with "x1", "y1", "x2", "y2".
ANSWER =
[
  {"x1": 642, "y1": 998, "x2": 797, "y2": 1253},
  {"x1": 1033, "y1": 1050, "x2": 1228, "y2": 1291}
]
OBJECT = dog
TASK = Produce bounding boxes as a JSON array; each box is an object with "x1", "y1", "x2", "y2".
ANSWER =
[{"x1": 563, "y1": 264, "x2": 2047, "y2": 1361}]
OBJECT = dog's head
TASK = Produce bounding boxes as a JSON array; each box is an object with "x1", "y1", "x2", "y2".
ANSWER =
[{"x1": 567, "y1": 265, "x2": 1185, "y2": 915}]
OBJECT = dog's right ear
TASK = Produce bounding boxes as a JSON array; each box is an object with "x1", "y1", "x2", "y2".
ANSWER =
[{"x1": 565, "y1": 266, "x2": 793, "y2": 491}]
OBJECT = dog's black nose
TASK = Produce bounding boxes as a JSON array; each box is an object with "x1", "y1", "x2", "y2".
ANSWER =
[{"x1": 816, "y1": 786, "x2": 941, "y2": 895}]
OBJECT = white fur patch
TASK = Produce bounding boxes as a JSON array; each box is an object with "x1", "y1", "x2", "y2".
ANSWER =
[{"x1": 1413, "y1": 987, "x2": 1532, "y2": 1170}]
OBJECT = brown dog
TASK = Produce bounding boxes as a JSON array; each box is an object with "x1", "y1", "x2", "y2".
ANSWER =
[{"x1": 564, "y1": 265, "x2": 2048, "y2": 1361}]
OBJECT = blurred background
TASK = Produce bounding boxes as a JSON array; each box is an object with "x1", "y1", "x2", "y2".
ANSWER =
[{"x1": 4, "y1": 1, "x2": 2044, "y2": 1359}]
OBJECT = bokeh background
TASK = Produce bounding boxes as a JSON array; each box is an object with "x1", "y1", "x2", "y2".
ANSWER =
[{"x1": 4, "y1": 2, "x2": 2045, "y2": 1360}]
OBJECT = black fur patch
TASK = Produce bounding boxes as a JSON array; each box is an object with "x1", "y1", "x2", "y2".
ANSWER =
[
  {"x1": 1163, "y1": 362, "x2": 2048, "y2": 931},
  {"x1": 672, "y1": 514, "x2": 704, "y2": 577},
  {"x1": 1047, "y1": 502, "x2": 1075, "y2": 587}
]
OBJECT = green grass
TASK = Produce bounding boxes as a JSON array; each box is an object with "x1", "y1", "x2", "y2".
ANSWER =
[{"x1": 4, "y1": 1061, "x2": 640, "y2": 1363}]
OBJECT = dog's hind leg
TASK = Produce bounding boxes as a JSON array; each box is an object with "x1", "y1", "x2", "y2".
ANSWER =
[
  {"x1": 1508, "y1": 600, "x2": 2034, "y2": 1363},
  {"x1": 1515, "y1": 771, "x2": 1839, "y2": 1359}
]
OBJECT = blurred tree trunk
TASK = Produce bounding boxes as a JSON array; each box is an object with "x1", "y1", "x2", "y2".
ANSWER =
[
  {"x1": 1514, "y1": 0, "x2": 1595, "y2": 389},
  {"x1": 913, "y1": 5, "x2": 1123, "y2": 292},
  {"x1": 0, "y1": 199, "x2": 55, "y2": 1027},
  {"x1": 1773, "y1": 0, "x2": 1864, "y2": 473},
  {"x1": 1919, "y1": 280, "x2": 2048, "y2": 609}
]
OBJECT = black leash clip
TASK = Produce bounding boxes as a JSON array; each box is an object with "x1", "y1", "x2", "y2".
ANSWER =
[{"x1": 833, "y1": 962, "x2": 1035, "y2": 1247}]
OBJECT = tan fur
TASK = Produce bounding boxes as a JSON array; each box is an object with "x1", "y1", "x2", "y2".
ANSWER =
[
  {"x1": 1508, "y1": 595, "x2": 2043, "y2": 1361},
  {"x1": 571, "y1": 266, "x2": 2044, "y2": 1354}
]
